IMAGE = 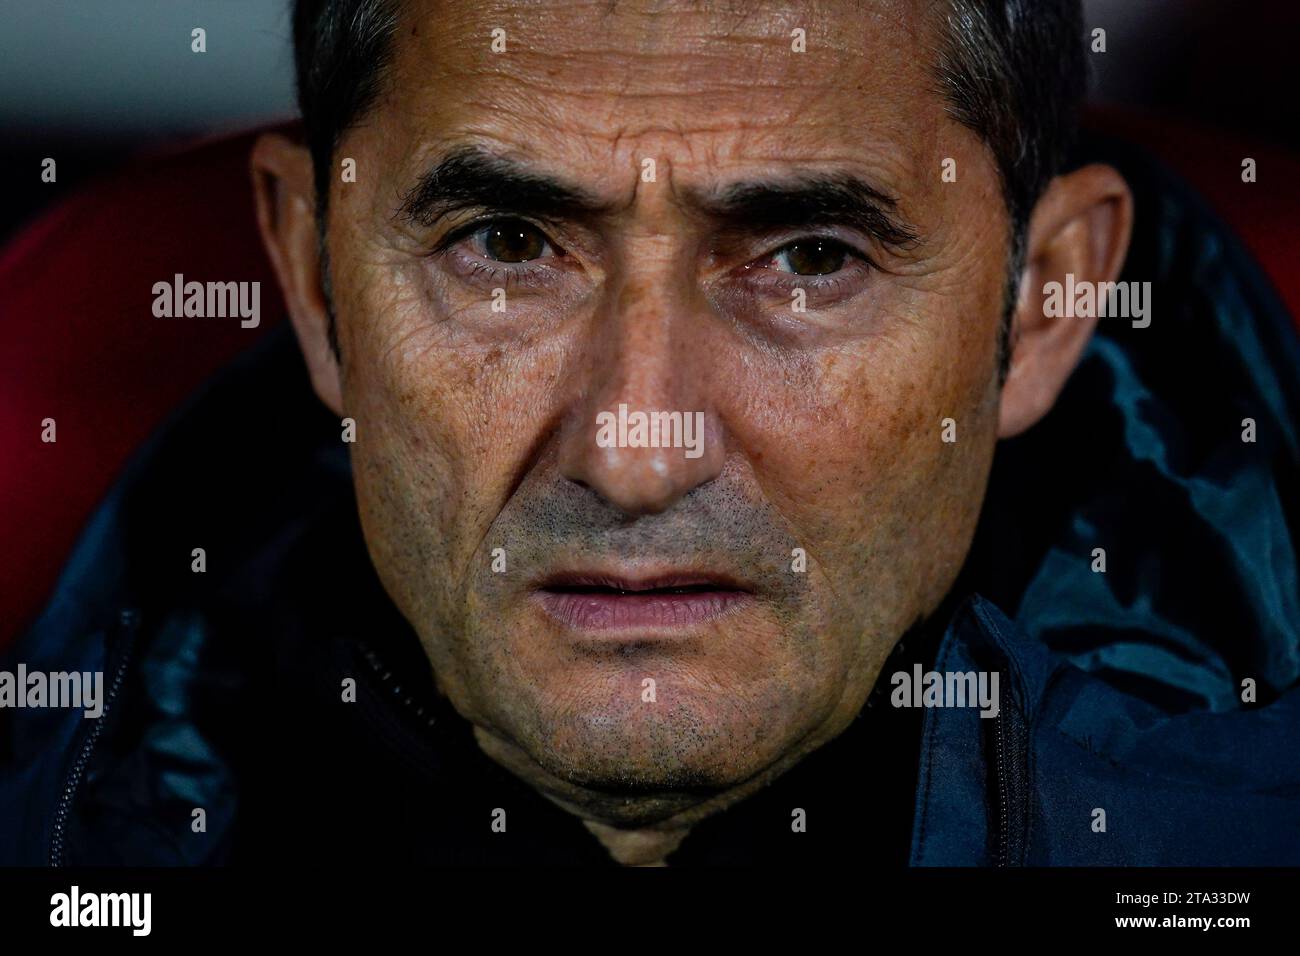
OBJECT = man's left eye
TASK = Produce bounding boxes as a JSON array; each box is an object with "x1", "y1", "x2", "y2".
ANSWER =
[{"x1": 768, "y1": 239, "x2": 852, "y2": 276}]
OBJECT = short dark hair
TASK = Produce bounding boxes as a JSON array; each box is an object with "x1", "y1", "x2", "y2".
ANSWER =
[
  {"x1": 293, "y1": 0, "x2": 402, "y2": 220},
  {"x1": 938, "y1": 1, "x2": 1086, "y2": 245},
  {"x1": 292, "y1": 0, "x2": 1087, "y2": 367},
  {"x1": 936, "y1": 0, "x2": 1087, "y2": 370}
]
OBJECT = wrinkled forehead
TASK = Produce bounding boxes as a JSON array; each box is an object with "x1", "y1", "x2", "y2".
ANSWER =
[{"x1": 372, "y1": 0, "x2": 948, "y2": 198}]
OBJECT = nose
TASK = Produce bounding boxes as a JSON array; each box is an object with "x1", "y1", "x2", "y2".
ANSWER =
[{"x1": 558, "y1": 272, "x2": 725, "y2": 516}]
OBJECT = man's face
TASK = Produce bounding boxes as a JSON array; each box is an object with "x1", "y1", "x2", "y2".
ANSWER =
[{"x1": 326, "y1": 0, "x2": 1008, "y2": 813}]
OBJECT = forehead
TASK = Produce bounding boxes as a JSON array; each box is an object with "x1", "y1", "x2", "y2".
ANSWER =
[{"x1": 376, "y1": 0, "x2": 947, "y2": 194}]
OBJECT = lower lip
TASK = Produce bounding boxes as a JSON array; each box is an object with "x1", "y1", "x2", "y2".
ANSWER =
[{"x1": 533, "y1": 589, "x2": 752, "y2": 631}]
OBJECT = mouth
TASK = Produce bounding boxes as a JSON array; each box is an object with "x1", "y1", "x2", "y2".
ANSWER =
[{"x1": 531, "y1": 570, "x2": 755, "y2": 632}]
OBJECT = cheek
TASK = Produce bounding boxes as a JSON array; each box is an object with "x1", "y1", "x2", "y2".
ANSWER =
[
  {"x1": 337, "y1": 267, "x2": 574, "y2": 592},
  {"x1": 333, "y1": 283, "x2": 492, "y2": 602},
  {"x1": 732, "y1": 285, "x2": 1002, "y2": 622}
]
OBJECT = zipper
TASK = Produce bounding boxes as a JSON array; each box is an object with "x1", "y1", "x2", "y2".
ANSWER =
[
  {"x1": 48, "y1": 608, "x2": 139, "y2": 867},
  {"x1": 989, "y1": 668, "x2": 1027, "y2": 867},
  {"x1": 993, "y1": 697, "x2": 1011, "y2": 867},
  {"x1": 359, "y1": 645, "x2": 437, "y2": 729}
]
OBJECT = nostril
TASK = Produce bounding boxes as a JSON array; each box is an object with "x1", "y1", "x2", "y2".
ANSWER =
[{"x1": 589, "y1": 470, "x2": 681, "y2": 518}]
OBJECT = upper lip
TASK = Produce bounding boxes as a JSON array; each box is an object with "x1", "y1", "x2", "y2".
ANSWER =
[{"x1": 534, "y1": 569, "x2": 754, "y2": 594}]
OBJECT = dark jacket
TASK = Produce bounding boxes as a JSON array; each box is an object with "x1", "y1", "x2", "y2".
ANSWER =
[{"x1": 2, "y1": 134, "x2": 1299, "y2": 866}]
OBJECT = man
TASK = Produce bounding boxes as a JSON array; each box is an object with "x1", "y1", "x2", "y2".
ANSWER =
[{"x1": 2, "y1": 0, "x2": 1298, "y2": 866}]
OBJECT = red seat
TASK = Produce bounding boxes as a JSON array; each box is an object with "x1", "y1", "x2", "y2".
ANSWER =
[
  {"x1": 0, "y1": 130, "x2": 284, "y2": 647},
  {"x1": 2, "y1": 114, "x2": 1298, "y2": 648}
]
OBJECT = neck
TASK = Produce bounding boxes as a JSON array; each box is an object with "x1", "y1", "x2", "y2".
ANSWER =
[
  {"x1": 472, "y1": 725, "x2": 797, "y2": 865},
  {"x1": 582, "y1": 819, "x2": 690, "y2": 866}
]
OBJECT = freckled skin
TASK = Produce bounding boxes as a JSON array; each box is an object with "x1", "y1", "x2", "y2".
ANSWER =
[{"x1": 327, "y1": 0, "x2": 1007, "y2": 834}]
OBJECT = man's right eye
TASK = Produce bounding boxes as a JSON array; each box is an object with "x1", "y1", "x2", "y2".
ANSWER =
[{"x1": 467, "y1": 218, "x2": 558, "y2": 263}]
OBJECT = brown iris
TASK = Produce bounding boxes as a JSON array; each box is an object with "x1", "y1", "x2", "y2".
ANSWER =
[{"x1": 482, "y1": 220, "x2": 548, "y2": 262}]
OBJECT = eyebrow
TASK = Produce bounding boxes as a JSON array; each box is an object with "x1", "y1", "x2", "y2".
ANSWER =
[
  {"x1": 396, "y1": 145, "x2": 615, "y2": 227},
  {"x1": 687, "y1": 176, "x2": 921, "y2": 251},
  {"x1": 396, "y1": 144, "x2": 922, "y2": 251}
]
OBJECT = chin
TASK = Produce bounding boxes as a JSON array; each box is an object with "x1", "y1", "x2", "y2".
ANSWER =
[{"x1": 508, "y1": 677, "x2": 814, "y2": 796}]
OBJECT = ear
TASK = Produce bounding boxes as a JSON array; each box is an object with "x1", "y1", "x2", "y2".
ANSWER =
[
  {"x1": 250, "y1": 132, "x2": 343, "y2": 415},
  {"x1": 998, "y1": 163, "x2": 1134, "y2": 438}
]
